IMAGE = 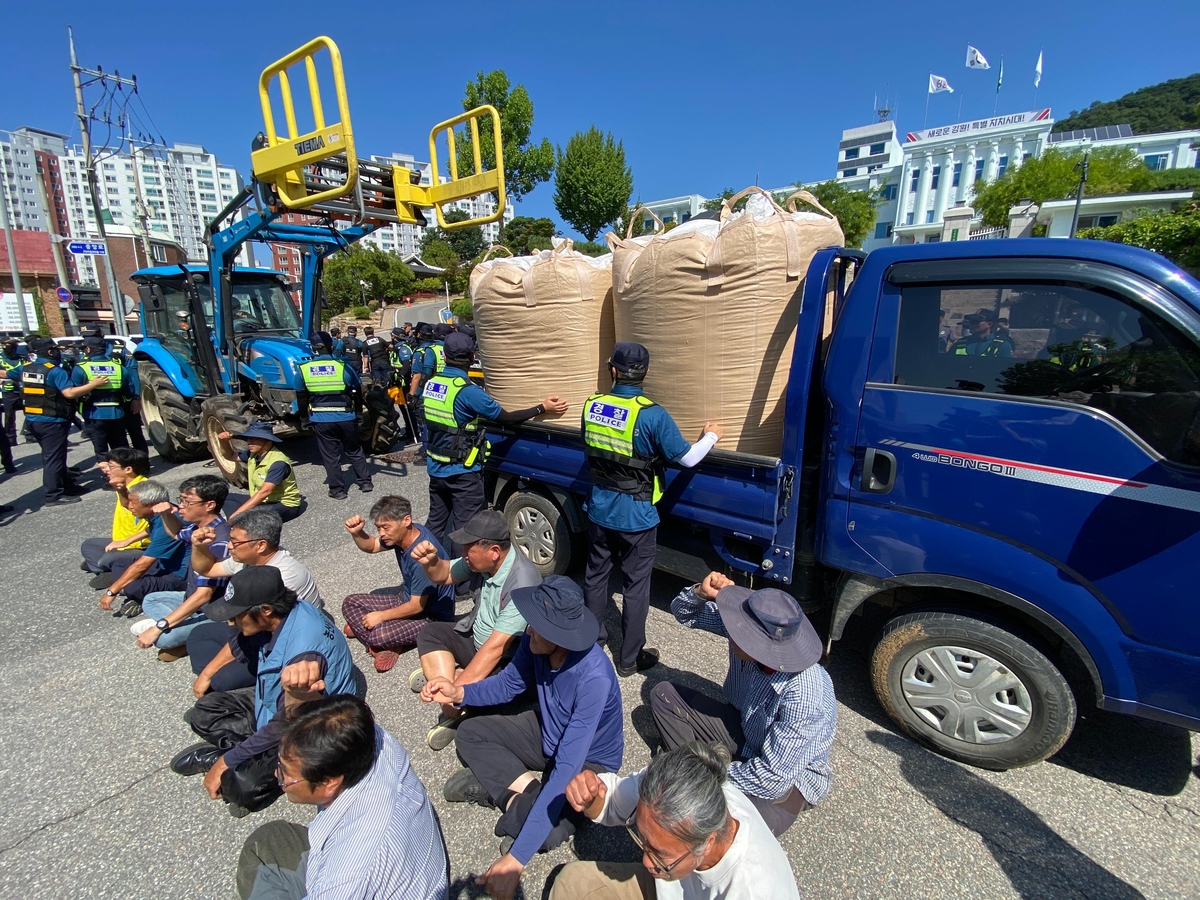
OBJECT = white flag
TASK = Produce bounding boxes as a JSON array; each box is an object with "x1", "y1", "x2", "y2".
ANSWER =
[
  {"x1": 1034, "y1": 51, "x2": 1043, "y2": 88},
  {"x1": 966, "y1": 46, "x2": 990, "y2": 69},
  {"x1": 929, "y1": 73, "x2": 954, "y2": 94}
]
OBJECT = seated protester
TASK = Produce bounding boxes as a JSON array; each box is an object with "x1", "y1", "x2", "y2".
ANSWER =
[
  {"x1": 80, "y1": 447, "x2": 150, "y2": 577},
  {"x1": 341, "y1": 495, "x2": 456, "y2": 674},
  {"x1": 652, "y1": 572, "x2": 836, "y2": 837},
  {"x1": 188, "y1": 508, "x2": 323, "y2": 695},
  {"x1": 170, "y1": 567, "x2": 355, "y2": 817},
  {"x1": 554, "y1": 741, "x2": 801, "y2": 900},
  {"x1": 217, "y1": 423, "x2": 307, "y2": 522},
  {"x1": 410, "y1": 510, "x2": 539, "y2": 751},
  {"x1": 423, "y1": 576, "x2": 623, "y2": 893},
  {"x1": 235, "y1": 696, "x2": 450, "y2": 900},
  {"x1": 130, "y1": 475, "x2": 231, "y2": 662},
  {"x1": 99, "y1": 479, "x2": 189, "y2": 615}
]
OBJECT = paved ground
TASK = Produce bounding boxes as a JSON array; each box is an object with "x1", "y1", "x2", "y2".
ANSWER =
[{"x1": 0, "y1": 430, "x2": 1197, "y2": 900}]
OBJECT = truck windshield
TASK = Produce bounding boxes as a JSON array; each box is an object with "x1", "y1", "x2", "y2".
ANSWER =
[{"x1": 224, "y1": 279, "x2": 302, "y2": 336}]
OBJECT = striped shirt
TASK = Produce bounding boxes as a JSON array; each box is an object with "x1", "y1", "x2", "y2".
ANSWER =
[
  {"x1": 305, "y1": 726, "x2": 449, "y2": 900},
  {"x1": 671, "y1": 586, "x2": 837, "y2": 805}
]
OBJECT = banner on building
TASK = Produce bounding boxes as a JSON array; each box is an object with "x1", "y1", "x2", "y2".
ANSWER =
[
  {"x1": 905, "y1": 108, "x2": 1051, "y2": 144},
  {"x1": 0, "y1": 292, "x2": 38, "y2": 333}
]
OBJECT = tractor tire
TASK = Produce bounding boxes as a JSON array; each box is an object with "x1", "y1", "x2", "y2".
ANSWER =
[
  {"x1": 200, "y1": 396, "x2": 251, "y2": 488},
  {"x1": 138, "y1": 362, "x2": 206, "y2": 463}
]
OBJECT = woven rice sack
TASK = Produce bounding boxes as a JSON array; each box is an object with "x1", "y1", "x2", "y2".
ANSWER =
[
  {"x1": 469, "y1": 241, "x2": 616, "y2": 415},
  {"x1": 607, "y1": 187, "x2": 843, "y2": 455}
]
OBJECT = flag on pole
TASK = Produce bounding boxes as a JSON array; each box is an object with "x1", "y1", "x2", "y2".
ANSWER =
[
  {"x1": 1034, "y1": 51, "x2": 1043, "y2": 88},
  {"x1": 929, "y1": 73, "x2": 954, "y2": 94},
  {"x1": 996, "y1": 58, "x2": 1004, "y2": 93},
  {"x1": 966, "y1": 46, "x2": 990, "y2": 69}
]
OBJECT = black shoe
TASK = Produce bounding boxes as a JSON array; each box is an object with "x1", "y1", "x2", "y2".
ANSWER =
[
  {"x1": 328, "y1": 488, "x2": 348, "y2": 500},
  {"x1": 358, "y1": 481, "x2": 374, "y2": 493},
  {"x1": 63, "y1": 485, "x2": 89, "y2": 496},
  {"x1": 616, "y1": 648, "x2": 660, "y2": 678},
  {"x1": 0, "y1": 504, "x2": 12, "y2": 513},
  {"x1": 67, "y1": 465, "x2": 82, "y2": 475},
  {"x1": 118, "y1": 598, "x2": 143, "y2": 619},
  {"x1": 80, "y1": 561, "x2": 91, "y2": 572},
  {"x1": 3, "y1": 464, "x2": 16, "y2": 474},
  {"x1": 443, "y1": 768, "x2": 493, "y2": 807},
  {"x1": 227, "y1": 802, "x2": 253, "y2": 819},
  {"x1": 45, "y1": 495, "x2": 82, "y2": 505},
  {"x1": 170, "y1": 742, "x2": 222, "y2": 777},
  {"x1": 89, "y1": 572, "x2": 116, "y2": 590}
]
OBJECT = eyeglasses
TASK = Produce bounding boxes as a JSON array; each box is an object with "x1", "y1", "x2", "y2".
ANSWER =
[
  {"x1": 624, "y1": 811, "x2": 694, "y2": 878},
  {"x1": 177, "y1": 497, "x2": 207, "y2": 508},
  {"x1": 274, "y1": 765, "x2": 302, "y2": 790},
  {"x1": 227, "y1": 538, "x2": 263, "y2": 549}
]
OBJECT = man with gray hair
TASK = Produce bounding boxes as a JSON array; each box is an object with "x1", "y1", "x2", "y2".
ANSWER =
[
  {"x1": 99, "y1": 479, "x2": 189, "y2": 614},
  {"x1": 555, "y1": 741, "x2": 800, "y2": 900}
]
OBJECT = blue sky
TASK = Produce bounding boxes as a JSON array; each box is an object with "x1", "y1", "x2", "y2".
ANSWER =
[{"x1": 2, "y1": 0, "x2": 1198, "y2": 242}]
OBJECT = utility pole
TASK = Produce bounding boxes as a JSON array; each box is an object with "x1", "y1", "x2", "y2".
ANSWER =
[
  {"x1": 70, "y1": 26, "x2": 133, "y2": 336},
  {"x1": 1068, "y1": 146, "x2": 1091, "y2": 239},
  {"x1": 0, "y1": 188, "x2": 31, "y2": 333},
  {"x1": 30, "y1": 164, "x2": 79, "y2": 334}
]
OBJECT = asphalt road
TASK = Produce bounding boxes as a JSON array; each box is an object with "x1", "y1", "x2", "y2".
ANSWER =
[
  {"x1": 0, "y1": 431, "x2": 1196, "y2": 900},
  {"x1": 385, "y1": 300, "x2": 453, "y2": 331}
]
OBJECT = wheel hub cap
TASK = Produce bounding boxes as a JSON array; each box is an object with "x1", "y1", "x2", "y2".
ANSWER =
[
  {"x1": 900, "y1": 645, "x2": 1032, "y2": 744},
  {"x1": 510, "y1": 507, "x2": 555, "y2": 566}
]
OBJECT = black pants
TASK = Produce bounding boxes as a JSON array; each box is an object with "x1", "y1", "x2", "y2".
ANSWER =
[
  {"x1": 124, "y1": 409, "x2": 149, "y2": 453},
  {"x1": 185, "y1": 687, "x2": 282, "y2": 813},
  {"x1": 0, "y1": 422, "x2": 12, "y2": 470},
  {"x1": 80, "y1": 537, "x2": 143, "y2": 574},
  {"x1": 121, "y1": 571, "x2": 188, "y2": 605},
  {"x1": 237, "y1": 821, "x2": 309, "y2": 900},
  {"x1": 648, "y1": 682, "x2": 809, "y2": 836},
  {"x1": 455, "y1": 709, "x2": 605, "y2": 853},
  {"x1": 583, "y1": 523, "x2": 657, "y2": 669},
  {"x1": 189, "y1": 621, "x2": 259, "y2": 693},
  {"x1": 416, "y1": 620, "x2": 480, "y2": 668},
  {"x1": 226, "y1": 496, "x2": 308, "y2": 523},
  {"x1": 369, "y1": 363, "x2": 391, "y2": 387},
  {"x1": 1, "y1": 392, "x2": 19, "y2": 444},
  {"x1": 312, "y1": 420, "x2": 372, "y2": 492},
  {"x1": 83, "y1": 417, "x2": 128, "y2": 460},
  {"x1": 28, "y1": 420, "x2": 73, "y2": 501},
  {"x1": 427, "y1": 471, "x2": 485, "y2": 557}
]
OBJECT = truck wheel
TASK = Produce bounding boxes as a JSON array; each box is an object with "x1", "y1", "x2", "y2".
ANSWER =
[
  {"x1": 200, "y1": 397, "x2": 251, "y2": 487},
  {"x1": 503, "y1": 491, "x2": 572, "y2": 576},
  {"x1": 870, "y1": 610, "x2": 1076, "y2": 770},
  {"x1": 138, "y1": 363, "x2": 205, "y2": 463}
]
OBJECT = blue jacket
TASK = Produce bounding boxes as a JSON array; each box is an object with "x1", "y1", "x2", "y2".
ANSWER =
[{"x1": 255, "y1": 601, "x2": 355, "y2": 728}]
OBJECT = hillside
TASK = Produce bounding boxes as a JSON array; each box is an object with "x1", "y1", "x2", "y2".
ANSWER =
[{"x1": 1053, "y1": 73, "x2": 1200, "y2": 135}]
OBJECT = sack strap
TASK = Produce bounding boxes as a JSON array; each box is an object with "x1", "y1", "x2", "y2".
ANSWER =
[
  {"x1": 707, "y1": 185, "x2": 806, "y2": 284},
  {"x1": 783, "y1": 190, "x2": 836, "y2": 220},
  {"x1": 625, "y1": 206, "x2": 664, "y2": 239},
  {"x1": 480, "y1": 245, "x2": 514, "y2": 263}
]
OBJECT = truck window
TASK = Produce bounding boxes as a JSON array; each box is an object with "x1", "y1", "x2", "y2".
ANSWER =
[{"x1": 893, "y1": 282, "x2": 1200, "y2": 466}]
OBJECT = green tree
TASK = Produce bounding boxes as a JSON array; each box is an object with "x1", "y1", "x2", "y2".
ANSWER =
[
  {"x1": 450, "y1": 297, "x2": 473, "y2": 321},
  {"x1": 552, "y1": 127, "x2": 634, "y2": 241},
  {"x1": 455, "y1": 70, "x2": 554, "y2": 204},
  {"x1": 971, "y1": 147, "x2": 1153, "y2": 227},
  {"x1": 615, "y1": 204, "x2": 660, "y2": 239},
  {"x1": 572, "y1": 240, "x2": 608, "y2": 257},
  {"x1": 322, "y1": 244, "x2": 415, "y2": 313},
  {"x1": 1079, "y1": 203, "x2": 1200, "y2": 273},
  {"x1": 703, "y1": 188, "x2": 735, "y2": 212},
  {"x1": 791, "y1": 181, "x2": 880, "y2": 249},
  {"x1": 503, "y1": 216, "x2": 557, "y2": 255},
  {"x1": 421, "y1": 209, "x2": 485, "y2": 262},
  {"x1": 1053, "y1": 73, "x2": 1200, "y2": 135}
]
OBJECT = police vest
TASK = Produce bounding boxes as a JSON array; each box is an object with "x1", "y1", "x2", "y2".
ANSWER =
[
  {"x1": 363, "y1": 335, "x2": 390, "y2": 363},
  {"x1": 423, "y1": 375, "x2": 486, "y2": 468},
  {"x1": 582, "y1": 393, "x2": 662, "y2": 503},
  {"x1": 254, "y1": 600, "x2": 355, "y2": 729},
  {"x1": 20, "y1": 361, "x2": 74, "y2": 419},
  {"x1": 431, "y1": 343, "x2": 446, "y2": 373},
  {"x1": 78, "y1": 358, "x2": 124, "y2": 413},
  {"x1": 247, "y1": 447, "x2": 303, "y2": 507},
  {"x1": 389, "y1": 343, "x2": 412, "y2": 369},
  {"x1": 1, "y1": 354, "x2": 19, "y2": 393},
  {"x1": 299, "y1": 358, "x2": 351, "y2": 413},
  {"x1": 954, "y1": 335, "x2": 1009, "y2": 357},
  {"x1": 342, "y1": 336, "x2": 362, "y2": 355}
]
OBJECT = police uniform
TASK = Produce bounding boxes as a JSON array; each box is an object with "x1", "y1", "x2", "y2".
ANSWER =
[
  {"x1": 12, "y1": 339, "x2": 85, "y2": 503},
  {"x1": 1, "y1": 341, "x2": 24, "y2": 446},
  {"x1": 341, "y1": 329, "x2": 364, "y2": 369},
  {"x1": 362, "y1": 330, "x2": 392, "y2": 387},
  {"x1": 73, "y1": 341, "x2": 133, "y2": 459},
  {"x1": 298, "y1": 332, "x2": 373, "y2": 498}
]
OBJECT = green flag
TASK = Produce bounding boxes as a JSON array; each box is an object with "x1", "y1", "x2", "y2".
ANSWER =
[{"x1": 996, "y1": 58, "x2": 1004, "y2": 93}]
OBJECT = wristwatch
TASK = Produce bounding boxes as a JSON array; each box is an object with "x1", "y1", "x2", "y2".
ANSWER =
[
  {"x1": 155, "y1": 618, "x2": 172, "y2": 633},
  {"x1": 104, "y1": 589, "x2": 116, "y2": 598}
]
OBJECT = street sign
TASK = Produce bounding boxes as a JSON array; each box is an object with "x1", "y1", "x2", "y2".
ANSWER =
[
  {"x1": 439, "y1": 307, "x2": 454, "y2": 324},
  {"x1": 56, "y1": 287, "x2": 73, "y2": 304},
  {"x1": 67, "y1": 241, "x2": 106, "y2": 256}
]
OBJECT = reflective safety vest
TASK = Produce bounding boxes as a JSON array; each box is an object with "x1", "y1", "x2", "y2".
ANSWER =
[
  {"x1": 582, "y1": 393, "x2": 662, "y2": 503},
  {"x1": 954, "y1": 334, "x2": 1010, "y2": 357},
  {"x1": 431, "y1": 343, "x2": 446, "y2": 373},
  {"x1": 20, "y1": 361, "x2": 74, "y2": 419},
  {"x1": 298, "y1": 358, "x2": 352, "y2": 413},
  {"x1": 389, "y1": 342, "x2": 413, "y2": 370},
  {"x1": 247, "y1": 447, "x2": 303, "y2": 507},
  {"x1": 423, "y1": 375, "x2": 486, "y2": 468},
  {"x1": 78, "y1": 358, "x2": 124, "y2": 413},
  {"x1": 1, "y1": 353, "x2": 19, "y2": 393}
]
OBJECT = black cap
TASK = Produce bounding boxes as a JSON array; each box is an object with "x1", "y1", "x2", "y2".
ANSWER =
[
  {"x1": 444, "y1": 332, "x2": 474, "y2": 360},
  {"x1": 609, "y1": 342, "x2": 650, "y2": 373},
  {"x1": 433, "y1": 323, "x2": 453, "y2": 338},
  {"x1": 29, "y1": 336, "x2": 56, "y2": 356},
  {"x1": 346, "y1": 325, "x2": 358, "y2": 332},
  {"x1": 311, "y1": 331, "x2": 334, "y2": 350},
  {"x1": 448, "y1": 509, "x2": 509, "y2": 546},
  {"x1": 391, "y1": 327, "x2": 405, "y2": 337},
  {"x1": 458, "y1": 322, "x2": 476, "y2": 338},
  {"x1": 329, "y1": 326, "x2": 341, "y2": 336},
  {"x1": 416, "y1": 321, "x2": 433, "y2": 337},
  {"x1": 205, "y1": 566, "x2": 290, "y2": 621}
]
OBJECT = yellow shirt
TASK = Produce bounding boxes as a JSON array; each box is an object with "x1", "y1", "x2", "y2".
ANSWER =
[{"x1": 112, "y1": 474, "x2": 150, "y2": 548}]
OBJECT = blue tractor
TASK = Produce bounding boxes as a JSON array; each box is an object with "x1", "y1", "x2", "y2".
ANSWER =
[{"x1": 130, "y1": 35, "x2": 505, "y2": 484}]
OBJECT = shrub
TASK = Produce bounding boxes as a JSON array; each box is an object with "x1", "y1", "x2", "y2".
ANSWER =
[
  {"x1": 450, "y1": 298, "x2": 473, "y2": 321},
  {"x1": 352, "y1": 305, "x2": 372, "y2": 319}
]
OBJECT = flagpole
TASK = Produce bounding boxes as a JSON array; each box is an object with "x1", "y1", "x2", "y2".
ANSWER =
[
  {"x1": 994, "y1": 56, "x2": 1003, "y2": 115},
  {"x1": 959, "y1": 45, "x2": 966, "y2": 119},
  {"x1": 924, "y1": 81, "x2": 931, "y2": 130}
]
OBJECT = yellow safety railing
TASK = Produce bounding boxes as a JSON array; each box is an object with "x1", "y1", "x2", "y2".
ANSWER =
[
  {"x1": 420, "y1": 106, "x2": 507, "y2": 230},
  {"x1": 251, "y1": 36, "x2": 356, "y2": 209}
]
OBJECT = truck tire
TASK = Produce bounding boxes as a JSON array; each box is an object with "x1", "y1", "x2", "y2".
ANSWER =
[
  {"x1": 870, "y1": 610, "x2": 1076, "y2": 770},
  {"x1": 503, "y1": 490, "x2": 573, "y2": 576},
  {"x1": 200, "y1": 396, "x2": 251, "y2": 488},
  {"x1": 138, "y1": 362, "x2": 206, "y2": 463}
]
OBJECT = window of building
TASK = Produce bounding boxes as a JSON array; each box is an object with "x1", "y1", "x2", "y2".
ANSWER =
[
  {"x1": 1142, "y1": 154, "x2": 1169, "y2": 171},
  {"x1": 198, "y1": 181, "x2": 214, "y2": 189},
  {"x1": 102, "y1": 163, "x2": 115, "y2": 170},
  {"x1": 892, "y1": 280, "x2": 1200, "y2": 465},
  {"x1": 1023, "y1": 152, "x2": 1033, "y2": 163},
  {"x1": 925, "y1": 210, "x2": 936, "y2": 224},
  {"x1": 845, "y1": 147, "x2": 860, "y2": 160},
  {"x1": 905, "y1": 211, "x2": 915, "y2": 225},
  {"x1": 200, "y1": 192, "x2": 216, "y2": 201},
  {"x1": 931, "y1": 166, "x2": 941, "y2": 190},
  {"x1": 879, "y1": 183, "x2": 899, "y2": 202},
  {"x1": 952, "y1": 162, "x2": 963, "y2": 188},
  {"x1": 842, "y1": 168, "x2": 858, "y2": 177},
  {"x1": 910, "y1": 169, "x2": 920, "y2": 192},
  {"x1": 1077, "y1": 214, "x2": 1119, "y2": 229},
  {"x1": 867, "y1": 164, "x2": 882, "y2": 173},
  {"x1": 974, "y1": 159, "x2": 986, "y2": 182},
  {"x1": 998, "y1": 155, "x2": 1009, "y2": 179},
  {"x1": 104, "y1": 175, "x2": 118, "y2": 183},
  {"x1": 926, "y1": 234, "x2": 941, "y2": 242},
  {"x1": 874, "y1": 222, "x2": 894, "y2": 239},
  {"x1": 869, "y1": 142, "x2": 886, "y2": 156},
  {"x1": 151, "y1": 244, "x2": 167, "y2": 262}
]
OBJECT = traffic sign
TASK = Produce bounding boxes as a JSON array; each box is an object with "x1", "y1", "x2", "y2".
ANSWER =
[
  {"x1": 67, "y1": 241, "x2": 107, "y2": 256},
  {"x1": 56, "y1": 286, "x2": 73, "y2": 304}
]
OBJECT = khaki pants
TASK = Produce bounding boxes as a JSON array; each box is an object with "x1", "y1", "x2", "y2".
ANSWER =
[{"x1": 550, "y1": 862, "x2": 656, "y2": 900}]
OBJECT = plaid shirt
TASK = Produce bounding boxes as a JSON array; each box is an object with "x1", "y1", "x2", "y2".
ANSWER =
[{"x1": 672, "y1": 586, "x2": 836, "y2": 804}]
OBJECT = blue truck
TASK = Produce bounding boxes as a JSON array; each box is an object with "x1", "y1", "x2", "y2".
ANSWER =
[{"x1": 483, "y1": 238, "x2": 1200, "y2": 769}]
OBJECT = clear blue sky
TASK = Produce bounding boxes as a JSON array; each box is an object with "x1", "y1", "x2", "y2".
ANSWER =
[{"x1": 2, "y1": 0, "x2": 1198, "y2": 241}]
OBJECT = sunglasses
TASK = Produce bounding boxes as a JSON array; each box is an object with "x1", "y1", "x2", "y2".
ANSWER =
[{"x1": 624, "y1": 811, "x2": 694, "y2": 878}]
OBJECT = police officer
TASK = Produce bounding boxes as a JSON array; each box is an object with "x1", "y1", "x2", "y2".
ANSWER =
[
  {"x1": 952, "y1": 310, "x2": 1013, "y2": 357},
  {"x1": 341, "y1": 325, "x2": 364, "y2": 372},
  {"x1": 73, "y1": 330, "x2": 134, "y2": 464},
  {"x1": 1, "y1": 337, "x2": 24, "y2": 447},
  {"x1": 1, "y1": 336, "x2": 109, "y2": 504},
  {"x1": 361, "y1": 326, "x2": 392, "y2": 387},
  {"x1": 423, "y1": 331, "x2": 568, "y2": 555},
  {"x1": 581, "y1": 342, "x2": 723, "y2": 676},
  {"x1": 329, "y1": 326, "x2": 345, "y2": 360},
  {"x1": 389, "y1": 326, "x2": 414, "y2": 390},
  {"x1": 298, "y1": 331, "x2": 373, "y2": 500}
]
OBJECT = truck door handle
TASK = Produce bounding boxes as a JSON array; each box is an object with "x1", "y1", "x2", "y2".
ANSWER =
[{"x1": 861, "y1": 448, "x2": 897, "y2": 494}]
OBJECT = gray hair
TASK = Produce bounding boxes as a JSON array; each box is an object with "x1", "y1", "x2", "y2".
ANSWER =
[
  {"x1": 229, "y1": 507, "x2": 283, "y2": 548},
  {"x1": 128, "y1": 479, "x2": 170, "y2": 507},
  {"x1": 638, "y1": 741, "x2": 733, "y2": 852}
]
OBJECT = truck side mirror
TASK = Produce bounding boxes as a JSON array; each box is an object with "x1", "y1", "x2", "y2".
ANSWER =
[{"x1": 138, "y1": 283, "x2": 166, "y2": 311}]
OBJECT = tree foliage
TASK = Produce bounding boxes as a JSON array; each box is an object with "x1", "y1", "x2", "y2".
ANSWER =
[
  {"x1": 572, "y1": 240, "x2": 608, "y2": 257},
  {"x1": 456, "y1": 70, "x2": 554, "y2": 203},
  {"x1": 450, "y1": 297, "x2": 474, "y2": 321},
  {"x1": 322, "y1": 244, "x2": 415, "y2": 316},
  {"x1": 703, "y1": 188, "x2": 735, "y2": 212},
  {"x1": 503, "y1": 216, "x2": 557, "y2": 255},
  {"x1": 553, "y1": 127, "x2": 634, "y2": 241},
  {"x1": 614, "y1": 205, "x2": 661, "y2": 239},
  {"x1": 791, "y1": 181, "x2": 880, "y2": 249},
  {"x1": 971, "y1": 147, "x2": 1155, "y2": 227},
  {"x1": 1053, "y1": 73, "x2": 1200, "y2": 135},
  {"x1": 421, "y1": 208, "x2": 485, "y2": 262},
  {"x1": 1079, "y1": 203, "x2": 1200, "y2": 273}
]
